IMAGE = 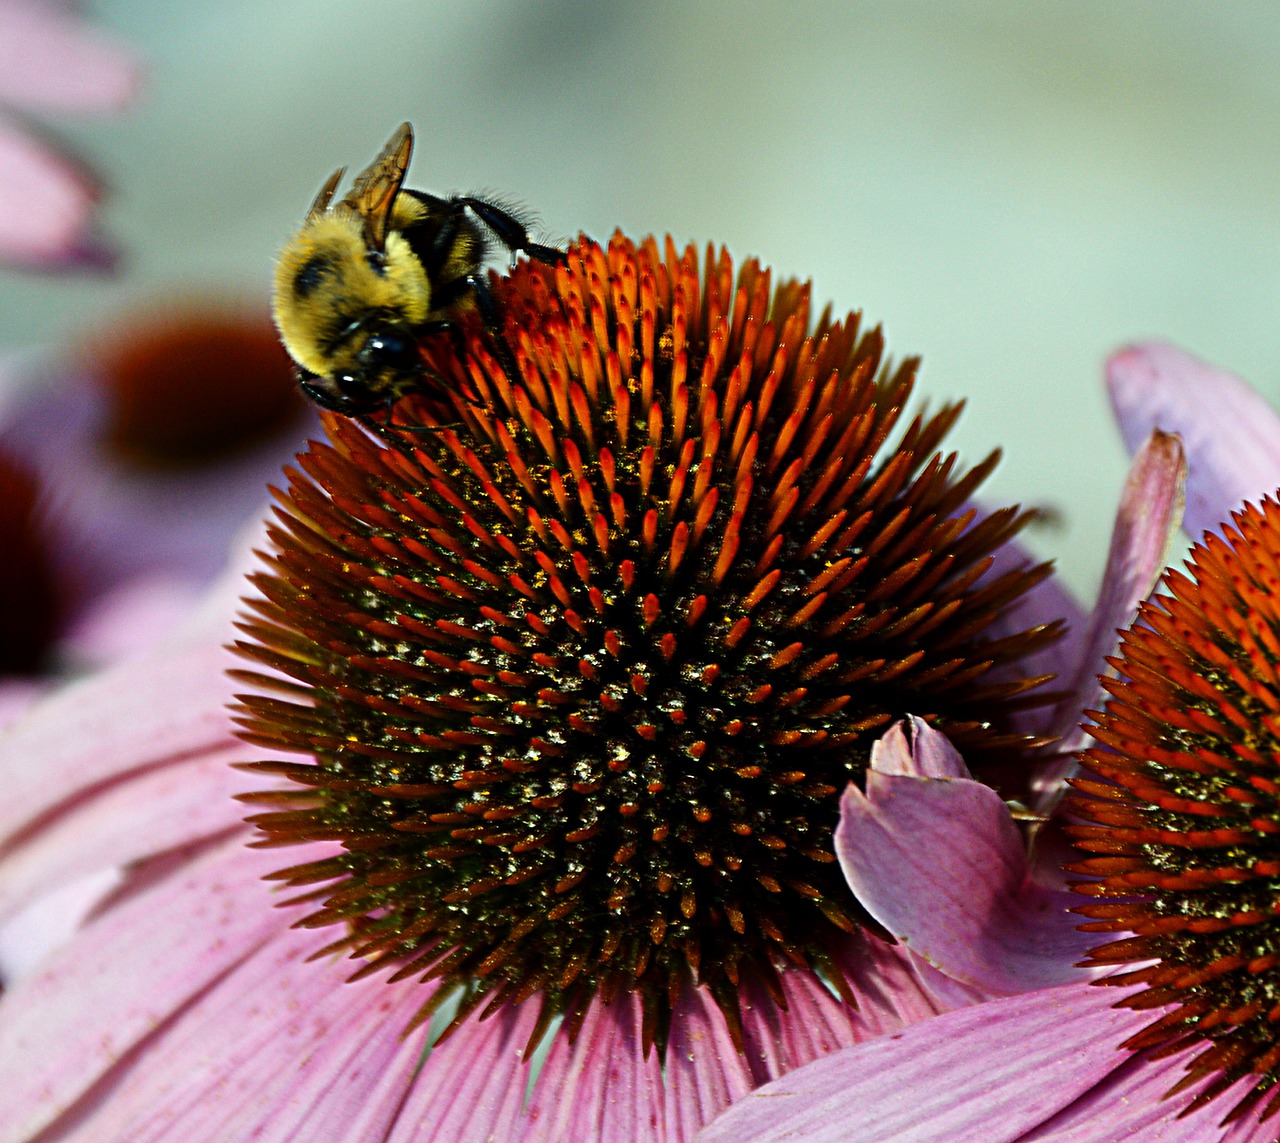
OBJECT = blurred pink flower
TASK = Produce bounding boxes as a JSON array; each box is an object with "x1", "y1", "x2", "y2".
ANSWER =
[
  {"x1": 0, "y1": 0, "x2": 140, "y2": 270},
  {"x1": 0, "y1": 299, "x2": 308, "y2": 722},
  {"x1": 701, "y1": 343, "x2": 1280, "y2": 1143}
]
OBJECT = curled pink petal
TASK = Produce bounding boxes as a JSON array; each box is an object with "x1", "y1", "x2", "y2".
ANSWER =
[
  {"x1": 0, "y1": 1, "x2": 140, "y2": 113},
  {"x1": 869, "y1": 716, "x2": 970, "y2": 779},
  {"x1": 837, "y1": 718, "x2": 1095, "y2": 994},
  {"x1": 1032, "y1": 428, "x2": 1186, "y2": 811},
  {"x1": 1108, "y1": 341, "x2": 1280, "y2": 544},
  {"x1": 695, "y1": 982, "x2": 1203, "y2": 1143}
]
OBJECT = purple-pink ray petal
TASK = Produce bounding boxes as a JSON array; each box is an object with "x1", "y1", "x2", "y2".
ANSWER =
[
  {"x1": 837, "y1": 719, "x2": 1095, "y2": 994},
  {"x1": 0, "y1": 0, "x2": 139, "y2": 113},
  {"x1": 662, "y1": 986, "x2": 756, "y2": 1142},
  {"x1": 35, "y1": 926, "x2": 431, "y2": 1143},
  {"x1": 0, "y1": 636, "x2": 239, "y2": 843},
  {"x1": 0, "y1": 836, "x2": 291, "y2": 1141},
  {"x1": 524, "y1": 990, "x2": 667, "y2": 1142},
  {"x1": 0, "y1": 743, "x2": 266, "y2": 927},
  {"x1": 384, "y1": 1001, "x2": 543, "y2": 1143},
  {"x1": 694, "y1": 981, "x2": 1172, "y2": 1143},
  {"x1": 1108, "y1": 341, "x2": 1280, "y2": 545},
  {"x1": 1024, "y1": 1039, "x2": 1242, "y2": 1142},
  {"x1": 1033, "y1": 428, "x2": 1186, "y2": 812}
]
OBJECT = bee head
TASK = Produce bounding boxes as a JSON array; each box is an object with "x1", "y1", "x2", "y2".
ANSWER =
[
  {"x1": 293, "y1": 325, "x2": 422, "y2": 413},
  {"x1": 272, "y1": 211, "x2": 431, "y2": 396}
]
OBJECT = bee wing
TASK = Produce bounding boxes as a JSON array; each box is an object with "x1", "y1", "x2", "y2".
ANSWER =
[
  {"x1": 305, "y1": 167, "x2": 346, "y2": 221},
  {"x1": 343, "y1": 122, "x2": 413, "y2": 252}
]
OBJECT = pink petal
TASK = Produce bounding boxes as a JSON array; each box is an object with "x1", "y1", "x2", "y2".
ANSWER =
[
  {"x1": 0, "y1": 117, "x2": 107, "y2": 268},
  {"x1": 0, "y1": 742, "x2": 268, "y2": 928},
  {"x1": 1026, "y1": 1038, "x2": 1251, "y2": 1142},
  {"x1": 1033, "y1": 428, "x2": 1186, "y2": 811},
  {"x1": 836, "y1": 719, "x2": 1095, "y2": 994},
  {"x1": 870, "y1": 716, "x2": 970, "y2": 779},
  {"x1": 1108, "y1": 341, "x2": 1280, "y2": 545},
  {"x1": 0, "y1": 1, "x2": 140, "y2": 113},
  {"x1": 58, "y1": 573, "x2": 203, "y2": 670},
  {"x1": 662, "y1": 987, "x2": 755, "y2": 1141},
  {"x1": 38, "y1": 925, "x2": 432, "y2": 1143},
  {"x1": 976, "y1": 533, "x2": 1089, "y2": 739},
  {"x1": 385, "y1": 1002, "x2": 543, "y2": 1143},
  {"x1": 694, "y1": 982, "x2": 1184, "y2": 1143},
  {"x1": 0, "y1": 679, "x2": 43, "y2": 729},
  {"x1": 0, "y1": 835, "x2": 293, "y2": 1140},
  {"x1": 0, "y1": 635, "x2": 239, "y2": 844},
  {"x1": 0, "y1": 866, "x2": 121, "y2": 983},
  {"x1": 525, "y1": 990, "x2": 667, "y2": 1142}
]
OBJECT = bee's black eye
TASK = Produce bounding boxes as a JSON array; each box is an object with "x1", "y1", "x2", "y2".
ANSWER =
[
  {"x1": 366, "y1": 332, "x2": 413, "y2": 364},
  {"x1": 335, "y1": 371, "x2": 379, "y2": 406}
]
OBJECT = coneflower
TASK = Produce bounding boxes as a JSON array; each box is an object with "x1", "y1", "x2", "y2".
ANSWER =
[
  {"x1": 0, "y1": 236, "x2": 1127, "y2": 1143},
  {"x1": 1074, "y1": 495, "x2": 1280, "y2": 1126},
  {"x1": 234, "y1": 231, "x2": 1061, "y2": 1050}
]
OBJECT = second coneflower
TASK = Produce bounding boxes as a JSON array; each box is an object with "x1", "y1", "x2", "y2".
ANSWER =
[
  {"x1": 1074, "y1": 494, "x2": 1280, "y2": 1127},
  {"x1": 233, "y1": 231, "x2": 1062, "y2": 1048}
]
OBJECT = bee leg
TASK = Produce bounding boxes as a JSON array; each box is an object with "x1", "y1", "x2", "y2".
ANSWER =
[
  {"x1": 467, "y1": 274, "x2": 501, "y2": 329},
  {"x1": 456, "y1": 197, "x2": 565, "y2": 265}
]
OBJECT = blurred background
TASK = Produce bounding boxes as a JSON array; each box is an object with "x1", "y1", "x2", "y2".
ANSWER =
[{"x1": 3, "y1": 0, "x2": 1280, "y2": 604}]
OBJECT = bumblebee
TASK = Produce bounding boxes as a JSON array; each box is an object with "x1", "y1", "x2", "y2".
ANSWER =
[{"x1": 272, "y1": 123, "x2": 563, "y2": 414}]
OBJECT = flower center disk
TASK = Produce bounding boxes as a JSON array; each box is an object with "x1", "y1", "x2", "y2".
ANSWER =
[
  {"x1": 1074, "y1": 496, "x2": 1280, "y2": 1123},
  {"x1": 235, "y1": 232, "x2": 1058, "y2": 1047}
]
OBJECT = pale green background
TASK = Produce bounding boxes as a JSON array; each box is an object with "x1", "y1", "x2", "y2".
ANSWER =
[{"x1": 3, "y1": 1, "x2": 1278, "y2": 603}]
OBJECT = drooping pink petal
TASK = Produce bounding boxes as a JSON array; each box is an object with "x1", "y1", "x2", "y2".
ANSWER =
[
  {"x1": 0, "y1": 635, "x2": 239, "y2": 843},
  {"x1": 1108, "y1": 341, "x2": 1280, "y2": 545},
  {"x1": 0, "y1": 835, "x2": 297, "y2": 1141},
  {"x1": 0, "y1": 0, "x2": 140, "y2": 113},
  {"x1": 0, "y1": 743, "x2": 266, "y2": 928},
  {"x1": 836, "y1": 718, "x2": 1094, "y2": 995},
  {"x1": 694, "y1": 982, "x2": 1198, "y2": 1143},
  {"x1": 740, "y1": 948, "x2": 895, "y2": 1083},
  {"x1": 1032, "y1": 428, "x2": 1186, "y2": 810},
  {"x1": 662, "y1": 987, "x2": 756, "y2": 1142},
  {"x1": 0, "y1": 116, "x2": 111, "y2": 269},
  {"x1": 37, "y1": 924, "x2": 432, "y2": 1143}
]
